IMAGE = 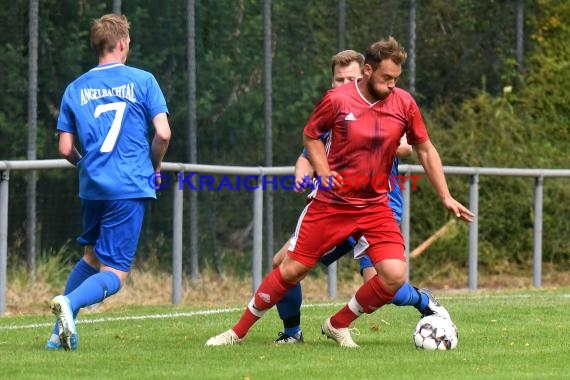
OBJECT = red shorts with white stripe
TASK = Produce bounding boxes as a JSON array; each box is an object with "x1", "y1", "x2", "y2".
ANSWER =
[{"x1": 288, "y1": 198, "x2": 405, "y2": 267}]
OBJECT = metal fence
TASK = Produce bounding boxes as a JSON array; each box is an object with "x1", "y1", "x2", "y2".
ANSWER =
[{"x1": 1, "y1": 159, "x2": 570, "y2": 315}]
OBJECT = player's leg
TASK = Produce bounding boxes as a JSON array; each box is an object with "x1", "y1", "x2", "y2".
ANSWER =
[
  {"x1": 360, "y1": 257, "x2": 425, "y2": 310},
  {"x1": 325, "y1": 255, "x2": 405, "y2": 348},
  {"x1": 359, "y1": 255, "x2": 375, "y2": 282},
  {"x1": 206, "y1": 255, "x2": 310, "y2": 346},
  {"x1": 273, "y1": 239, "x2": 303, "y2": 343},
  {"x1": 273, "y1": 210, "x2": 358, "y2": 343},
  {"x1": 386, "y1": 192, "x2": 451, "y2": 318},
  {"x1": 319, "y1": 236, "x2": 356, "y2": 266},
  {"x1": 46, "y1": 249, "x2": 99, "y2": 350},
  {"x1": 206, "y1": 200, "x2": 354, "y2": 346},
  {"x1": 50, "y1": 199, "x2": 145, "y2": 351},
  {"x1": 390, "y1": 282, "x2": 424, "y2": 308},
  {"x1": 47, "y1": 200, "x2": 104, "y2": 350},
  {"x1": 61, "y1": 199, "x2": 143, "y2": 308},
  {"x1": 390, "y1": 282, "x2": 452, "y2": 319},
  {"x1": 409, "y1": 287, "x2": 451, "y2": 319},
  {"x1": 359, "y1": 255, "x2": 450, "y2": 319},
  {"x1": 324, "y1": 202, "x2": 404, "y2": 348}
]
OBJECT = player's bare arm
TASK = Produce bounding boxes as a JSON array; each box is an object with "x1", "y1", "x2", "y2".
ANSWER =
[
  {"x1": 293, "y1": 154, "x2": 314, "y2": 192},
  {"x1": 414, "y1": 140, "x2": 474, "y2": 222},
  {"x1": 303, "y1": 133, "x2": 343, "y2": 189},
  {"x1": 396, "y1": 134, "x2": 412, "y2": 158},
  {"x1": 151, "y1": 112, "x2": 171, "y2": 173},
  {"x1": 58, "y1": 132, "x2": 82, "y2": 166}
]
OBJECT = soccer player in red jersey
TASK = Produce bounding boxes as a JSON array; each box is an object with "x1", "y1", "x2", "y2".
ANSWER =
[{"x1": 206, "y1": 37, "x2": 473, "y2": 348}]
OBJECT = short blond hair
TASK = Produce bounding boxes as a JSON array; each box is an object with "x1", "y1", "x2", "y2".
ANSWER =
[
  {"x1": 331, "y1": 50, "x2": 364, "y2": 75},
  {"x1": 90, "y1": 14, "x2": 130, "y2": 56}
]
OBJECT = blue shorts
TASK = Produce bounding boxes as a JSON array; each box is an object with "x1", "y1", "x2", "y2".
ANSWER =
[{"x1": 77, "y1": 198, "x2": 147, "y2": 272}]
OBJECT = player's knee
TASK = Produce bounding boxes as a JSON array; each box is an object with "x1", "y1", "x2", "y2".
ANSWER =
[
  {"x1": 100, "y1": 266, "x2": 129, "y2": 287},
  {"x1": 272, "y1": 241, "x2": 291, "y2": 268},
  {"x1": 380, "y1": 273, "x2": 406, "y2": 293},
  {"x1": 279, "y1": 258, "x2": 309, "y2": 283},
  {"x1": 83, "y1": 246, "x2": 101, "y2": 269},
  {"x1": 374, "y1": 258, "x2": 407, "y2": 292},
  {"x1": 361, "y1": 267, "x2": 376, "y2": 282}
]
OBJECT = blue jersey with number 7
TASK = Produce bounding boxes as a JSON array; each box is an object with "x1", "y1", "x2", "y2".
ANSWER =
[{"x1": 57, "y1": 63, "x2": 169, "y2": 200}]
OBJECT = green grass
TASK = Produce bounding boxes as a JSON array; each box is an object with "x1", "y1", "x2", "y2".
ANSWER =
[{"x1": 1, "y1": 288, "x2": 569, "y2": 379}]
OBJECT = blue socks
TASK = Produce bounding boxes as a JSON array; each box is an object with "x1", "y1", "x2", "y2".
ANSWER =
[
  {"x1": 53, "y1": 259, "x2": 98, "y2": 335},
  {"x1": 358, "y1": 255, "x2": 373, "y2": 274},
  {"x1": 359, "y1": 256, "x2": 429, "y2": 313},
  {"x1": 66, "y1": 271, "x2": 122, "y2": 314},
  {"x1": 277, "y1": 254, "x2": 429, "y2": 336},
  {"x1": 63, "y1": 259, "x2": 100, "y2": 296},
  {"x1": 391, "y1": 282, "x2": 429, "y2": 311},
  {"x1": 276, "y1": 282, "x2": 302, "y2": 336}
]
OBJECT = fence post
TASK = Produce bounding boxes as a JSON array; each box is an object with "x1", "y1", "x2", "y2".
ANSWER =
[
  {"x1": 327, "y1": 261, "x2": 337, "y2": 299},
  {"x1": 172, "y1": 172, "x2": 183, "y2": 304},
  {"x1": 252, "y1": 182, "x2": 263, "y2": 293},
  {"x1": 0, "y1": 169, "x2": 9, "y2": 315},
  {"x1": 533, "y1": 176, "x2": 544, "y2": 288},
  {"x1": 468, "y1": 174, "x2": 479, "y2": 290}
]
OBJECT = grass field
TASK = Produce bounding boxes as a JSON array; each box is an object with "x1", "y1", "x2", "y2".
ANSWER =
[{"x1": 1, "y1": 288, "x2": 569, "y2": 379}]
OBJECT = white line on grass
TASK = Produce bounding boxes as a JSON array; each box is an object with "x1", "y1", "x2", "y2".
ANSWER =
[
  {"x1": 1, "y1": 293, "x2": 568, "y2": 331},
  {"x1": 0, "y1": 302, "x2": 344, "y2": 331}
]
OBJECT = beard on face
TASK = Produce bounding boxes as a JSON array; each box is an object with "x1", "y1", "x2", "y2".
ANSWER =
[{"x1": 366, "y1": 78, "x2": 390, "y2": 101}]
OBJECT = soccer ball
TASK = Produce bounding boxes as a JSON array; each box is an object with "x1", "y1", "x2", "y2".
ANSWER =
[{"x1": 413, "y1": 315, "x2": 458, "y2": 351}]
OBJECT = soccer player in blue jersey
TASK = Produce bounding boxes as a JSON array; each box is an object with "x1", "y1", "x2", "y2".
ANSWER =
[
  {"x1": 271, "y1": 50, "x2": 449, "y2": 345},
  {"x1": 45, "y1": 14, "x2": 171, "y2": 351}
]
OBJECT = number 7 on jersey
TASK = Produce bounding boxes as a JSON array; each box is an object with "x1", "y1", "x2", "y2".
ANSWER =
[{"x1": 95, "y1": 101, "x2": 127, "y2": 153}]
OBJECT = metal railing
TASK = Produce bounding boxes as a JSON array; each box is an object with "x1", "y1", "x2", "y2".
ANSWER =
[{"x1": 1, "y1": 159, "x2": 570, "y2": 315}]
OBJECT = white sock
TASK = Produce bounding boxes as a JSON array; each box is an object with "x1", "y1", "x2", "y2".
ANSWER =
[
  {"x1": 49, "y1": 333, "x2": 61, "y2": 345},
  {"x1": 347, "y1": 296, "x2": 365, "y2": 317}
]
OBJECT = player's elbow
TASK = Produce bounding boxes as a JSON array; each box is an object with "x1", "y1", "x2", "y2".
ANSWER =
[
  {"x1": 58, "y1": 144, "x2": 66, "y2": 157},
  {"x1": 153, "y1": 113, "x2": 172, "y2": 143},
  {"x1": 303, "y1": 133, "x2": 317, "y2": 144},
  {"x1": 58, "y1": 140, "x2": 74, "y2": 160},
  {"x1": 155, "y1": 127, "x2": 171, "y2": 144}
]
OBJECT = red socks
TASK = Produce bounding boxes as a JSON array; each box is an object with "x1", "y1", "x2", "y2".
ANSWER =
[
  {"x1": 231, "y1": 270, "x2": 395, "y2": 336},
  {"x1": 331, "y1": 276, "x2": 395, "y2": 328},
  {"x1": 232, "y1": 268, "x2": 296, "y2": 338}
]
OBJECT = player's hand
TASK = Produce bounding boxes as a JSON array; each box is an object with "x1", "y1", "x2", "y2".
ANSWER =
[
  {"x1": 294, "y1": 174, "x2": 313, "y2": 193},
  {"x1": 153, "y1": 165, "x2": 162, "y2": 186},
  {"x1": 442, "y1": 196, "x2": 474, "y2": 222},
  {"x1": 318, "y1": 171, "x2": 344, "y2": 190},
  {"x1": 331, "y1": 171, "x2": 344, "y2": 189}
]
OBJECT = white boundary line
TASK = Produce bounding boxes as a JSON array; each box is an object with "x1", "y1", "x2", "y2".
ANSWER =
[
  {"x1": 1, "y1": 293, "x2": 568, "y2": 331},
  {"x1": 0, "y1": 302, "x2": 344, "y2": 331}
]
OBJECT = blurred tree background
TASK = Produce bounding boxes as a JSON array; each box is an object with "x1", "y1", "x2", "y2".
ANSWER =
[{"x1": 0, "y1": 0, "x2": 568, "y2": 286}]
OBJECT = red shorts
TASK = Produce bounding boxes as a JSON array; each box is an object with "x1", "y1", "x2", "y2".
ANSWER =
[{"x1": 288, "y1": 199, "x2": 405, "y2": 267}]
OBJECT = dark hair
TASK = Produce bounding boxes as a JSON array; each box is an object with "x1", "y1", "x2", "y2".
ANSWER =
[{"x1": 364, "y1": 36, "x2": 407, "y2": 70}]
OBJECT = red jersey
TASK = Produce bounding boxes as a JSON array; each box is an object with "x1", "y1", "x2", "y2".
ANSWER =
[{"x1": 304, "y1": 80, "x2": 429, "y2": 205}]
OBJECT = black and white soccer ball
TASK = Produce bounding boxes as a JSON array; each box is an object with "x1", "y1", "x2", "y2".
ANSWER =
[{"x1": 413, "y1": 315, "x2": 458, "y2": 351}]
